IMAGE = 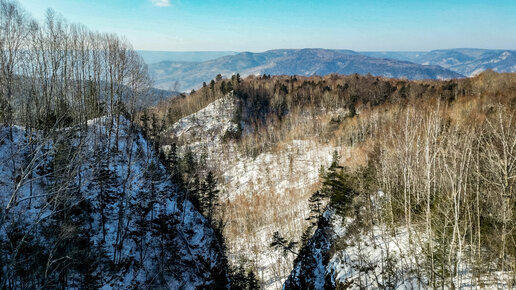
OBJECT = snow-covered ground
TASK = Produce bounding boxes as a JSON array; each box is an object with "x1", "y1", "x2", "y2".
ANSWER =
[
  {"x1": 166, "y1": 94, "x2": 337, "y2": 289},
  {"x1": 329, "y1": 225, "x2": 427, "y2": 289},
  {"x1": 329, "y1": 221, "x2": 515, "y2": 289},
  {"x1": 0, "y1": 118, "x2": 227, "y2": 288},
  {"x1": 286, "y1": 207, "x2": 515, "y2": 289}
]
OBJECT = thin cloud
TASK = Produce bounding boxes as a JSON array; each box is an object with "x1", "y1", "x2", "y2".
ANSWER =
[{"x1": 151, "y1": 0, "x2": 171, "y2": 7}]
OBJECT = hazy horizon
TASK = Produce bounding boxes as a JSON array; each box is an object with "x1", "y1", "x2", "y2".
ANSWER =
[{"x1": 136, "y1": 47, "x2": 515, "y2": 53}]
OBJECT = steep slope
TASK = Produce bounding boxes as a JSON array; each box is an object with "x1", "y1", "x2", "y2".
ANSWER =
[
  {"x1": 283, "y1": 211, "x2": 338, "y2": 289},
  {"x1": 287, "y1": 209, "x2": 515, "y2": 289},
  {"x1": 162, "y1": 94, "x2": 336, "y2": 289},
  {"x1": 149, "y1": 49, "x2": 462, "y2": 91},
  {"x1": 0, "y1": 118, "x2": 229, "y2": 288}
]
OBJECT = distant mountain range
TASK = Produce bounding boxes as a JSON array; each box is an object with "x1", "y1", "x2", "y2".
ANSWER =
[
  {"x1": 138, "y1": 50, "x2": 238, "y2": 64},
  {"x1": 362, "y1": 49, "x2": 516, "y2": 76},
  {"x1": 148, "y1": 49, "x2": 462, "y2": 91},
  {"x1": 144, "y1": 48, "x2": 516, "y2": 91}
]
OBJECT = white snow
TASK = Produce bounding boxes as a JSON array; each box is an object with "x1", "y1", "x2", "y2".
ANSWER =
[
  {"x1": 165, "y1": 93, "x2": 338, "y2": 289},
  {"x1": 328, "y1": 215, "x2": 514, "y2": 289},
  {"x1": 0, "y1": 117, "x2": 226, "y2": 288}
]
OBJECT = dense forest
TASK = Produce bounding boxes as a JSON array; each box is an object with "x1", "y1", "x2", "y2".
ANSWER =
[{"x1": 151, "y1": 71, "x2": 516, "y2": 288}]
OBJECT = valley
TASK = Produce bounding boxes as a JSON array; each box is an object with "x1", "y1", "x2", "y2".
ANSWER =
[{"x1": 1, "y1": 0, "x2": 515, "y2": 289}]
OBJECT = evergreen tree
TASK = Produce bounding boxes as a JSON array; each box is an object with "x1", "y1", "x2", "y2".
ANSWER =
[
  {"x1": 221, "y1": 81, "x2": 227, "y2": 94},
  {"x1": 229, "y1": 265, "x2": 260, "y2": 290},
  {"x1": 129, "y1": 190, "x2": 151, "y2": 266},
  {"x1": 149, "y1": 212, "x2": 179, "y2": 286},
  {"x1": 321, "y1": 152, "x2": 358, "y2": 217},
  {"x1": 188, "y1": 175, "x2": 202, "y2": 210},
  {"x1": 150, "y1": 114, "x2": 160, "y2": 149},
  {"x1": 140, "y1": 111, "x2": 150, "y2": 137},
  {"x1": 142, "y1": 161, "x2": 165, "y2": 220},
  {"x1": 300, "y1": 225, "x2": 314, "y2": 248},
  {"x1": 306, "y1": 190, "x2": 325, "y2": 224},
  {"x1": 270, "y1": 231, "x2": 298, "y2": 257},
  {"x1": 165, "y1": 143, "x2": 181, "y2": 185},
  {"x1": 181, "y1": 148, "x2": 197, "y2": 179},
  {"x1": 69, "y1": 198, "x2": 101, "y2": 288},
  {"x1": 202, "y1": 171, "x2": 219, "y2": 223}
]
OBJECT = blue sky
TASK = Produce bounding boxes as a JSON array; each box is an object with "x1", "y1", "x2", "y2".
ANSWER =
[{"x1": 17, "y1": 0, "x2": 516, "y2": 52}]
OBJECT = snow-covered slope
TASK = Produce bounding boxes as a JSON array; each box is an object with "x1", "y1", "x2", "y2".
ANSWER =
[
  {"x1": 0, "y1": 118, "x2": 228, "y2": 288},
  {"x1": 283, "y1": 210, "x2": 338, "y2": 289},
  {"x1": 168, "y1": 93, "x2": 240, "y2": 152},
  {"x1": 165, "y1": 94, "x2": 336, "y2": 289},
  {"x1": 286, "y1": 208, "x2": 515, "y2": 289}
]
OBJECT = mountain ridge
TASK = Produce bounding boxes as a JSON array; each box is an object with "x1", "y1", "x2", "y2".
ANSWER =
[
  {"x1": 362, "y1": 48, "x2": 516, "y2": 76},
  {"x1": 149, "y1": 48, "x2": 463, "y2": 91}
]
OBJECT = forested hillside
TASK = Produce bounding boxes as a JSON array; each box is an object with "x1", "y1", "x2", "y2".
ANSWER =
[
  {"x1": 151, "y1": 71, "x2": 516, "y2": 288},
  {"x1": 2, "y1": 1, "x2": 515, "y2": 288},
  {"x1": 0, "y1": 1, "x2": 229, "y2": 288}
]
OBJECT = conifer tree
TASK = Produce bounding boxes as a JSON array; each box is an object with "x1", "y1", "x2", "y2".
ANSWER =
[
  {"x1": 306, "y1": 190, "x2": 325, "y2": 224},
  {"x1": 321, "y1": 151, "x2": 357, "y2": 216},
  {"x1": 166, "y1": 143, "x2": 181, "y2": 186},
  {"x1": 270, "y1": 231, "x2": 298, "y2": 257},
  {"x1": 230, "y1": 265, "x2": 247, "y2": 289},
  {"x1": 202, "y1": 171, "x2": 219, "y2": 223},
  {"x1": 140, "y1": 111, "x2": 150, "y2": 137}
]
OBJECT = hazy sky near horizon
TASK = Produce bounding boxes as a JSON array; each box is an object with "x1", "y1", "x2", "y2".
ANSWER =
[{"x1": 17, "y1": 0, "x2": 516, "y2": 52}]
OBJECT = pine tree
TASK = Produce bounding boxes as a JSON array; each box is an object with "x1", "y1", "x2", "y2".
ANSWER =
[
  {"x1": 140, "y1": 110, "x2": 150, "y2": 137},
  {"x1": 130, "y1": 191, "x2": 151, "y2": 266},
  {"x1": 142, "y1": 161, "x2": 165, "y2": 220},
  {"x1": 202, "y1": 171, "x2": 219, "y2": 223},
  {"x1": 188, "y1": 175, "x2": 202, "y2": 211},
  {"x1": 300, "y1": 225, "x2": 314, "y2": 248},
  {"x1": 221, "y1": 81, "x2": 227, "y2": 94},
  {"x1": 165, "y1": 143, "x2": 181, "y2": 185},
  {"x1": 181, "y1": 148, "x2": 197, "y2": 178},
  {"x1": 150, "y1": 212, "x2": 180, "y2": 287},
  {"x1": 270, "y1": 231, "x2": 298, "y2": 257},
  {"x1": 69, "y1": 199, "x2": 101, "y2": 288},
  {"x1": 321, "y1": 152, "x2": 358, "y2": 217},
  {"x1": 306, "y1": 190, "x2": 325, "y2": 224}
]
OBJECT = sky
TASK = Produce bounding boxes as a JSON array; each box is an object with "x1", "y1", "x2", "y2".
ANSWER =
[{"x1": 17, "y1": 0, "x2": 516, "y2": 52}]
